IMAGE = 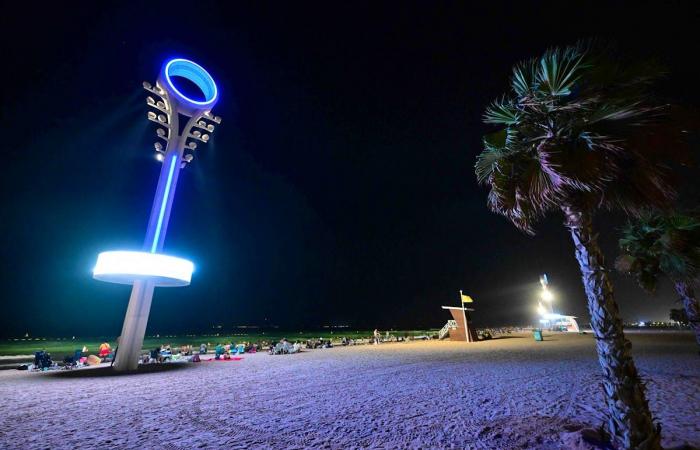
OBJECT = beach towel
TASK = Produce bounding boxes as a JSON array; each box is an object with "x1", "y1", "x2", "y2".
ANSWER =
[{"x1": 203, "y1": 357, "x2": 243, "y2": 362}]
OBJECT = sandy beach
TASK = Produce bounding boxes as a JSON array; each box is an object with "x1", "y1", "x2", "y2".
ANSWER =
[{"x1": 0, "y1": 331, "x2": 697, "y2": 450}]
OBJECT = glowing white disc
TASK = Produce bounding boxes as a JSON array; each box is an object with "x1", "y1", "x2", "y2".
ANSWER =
[{"x1": 93, "y1": 251, "x2": 193, "y2": 287}]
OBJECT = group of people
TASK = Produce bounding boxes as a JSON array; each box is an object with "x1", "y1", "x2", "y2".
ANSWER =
[
  {"x1": 213, "y1": 341, "x2": 257, "y2": 359},
  {"x1": 138, "y1": 341, "x2": 257, "y2": 363},
  {"x1": 269, "y1": 338, "x2": 303, "y2": 354},
  {"x1": 304, "y1": 338, "x2": 333, "y2": 349},
  {"x1": 25, "y1": 330, "x2": 402, "y2": 371}
]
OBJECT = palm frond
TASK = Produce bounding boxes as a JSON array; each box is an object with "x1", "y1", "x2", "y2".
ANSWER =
[
  {"x1": 537, "y1": 45, "x2": 590, "y2": 97},
  {"x1": 511, "y1": 57, "x2": 538, "y2": 97},
  {"x1": 617, "y1": 211, "x2": 700, "y2": 288},
  {"x1": 475, "y1": 145, "x2": 507, "y2": 185},
  {"x1": 483, "y1": 98, "x2": 520, "y2": 125}
]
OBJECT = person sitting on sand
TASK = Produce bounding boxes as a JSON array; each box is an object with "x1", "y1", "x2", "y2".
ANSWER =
[
  {"x1": 98, "y1": 341, "x2": 112, "y2": 359},
  {"x1": 159, "y1": 345, "x2": 172, "y2": 362},
  {"x1": 150, "y1": 347, "x2": 161, "y2": 363}
]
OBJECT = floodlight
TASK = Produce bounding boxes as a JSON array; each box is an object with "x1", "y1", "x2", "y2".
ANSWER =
[{"x1": 542, "y1": 289, "x2": 554, "y2": 302}]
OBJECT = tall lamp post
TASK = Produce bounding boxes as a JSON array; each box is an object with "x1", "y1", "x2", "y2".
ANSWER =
[
  {"x1": 539, "y1": 273, "x2": 554, "y2": 314},
  {"x1": 93, "y1": 58, "x2": 222, "y2": 372}
]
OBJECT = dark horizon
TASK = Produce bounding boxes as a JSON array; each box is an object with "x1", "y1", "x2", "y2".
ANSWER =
[{"x1": 1, "y1": 2, "x2": 698, "y2": 338}]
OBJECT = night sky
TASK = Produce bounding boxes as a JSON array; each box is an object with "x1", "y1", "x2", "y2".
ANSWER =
[{"x1": 1, "y1": 2, "x2": 698, "y2": 337}]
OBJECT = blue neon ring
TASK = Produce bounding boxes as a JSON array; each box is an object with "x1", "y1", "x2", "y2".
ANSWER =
[{"x1": 163, "y1": 58, "x2": 218, "y2": 107}]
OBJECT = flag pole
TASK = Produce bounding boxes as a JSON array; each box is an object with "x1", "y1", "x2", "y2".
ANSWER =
[{"x1": 459, "y1": 289, "x2": 470, "y2": 342}]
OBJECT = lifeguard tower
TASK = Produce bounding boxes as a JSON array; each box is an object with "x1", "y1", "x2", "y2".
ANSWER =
[{"x1": 439, "y1": 290, "x2": 478, "y2": 342}]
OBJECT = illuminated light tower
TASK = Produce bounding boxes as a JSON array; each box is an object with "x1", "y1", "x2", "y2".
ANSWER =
[
  {"x1": 539, "y1": 273, "x2": 554, "y2": 314},
  {"x1": 93, "y1": 58, "x2": 221, "y2": 371}
]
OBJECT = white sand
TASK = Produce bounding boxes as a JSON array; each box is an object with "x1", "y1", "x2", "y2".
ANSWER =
[{"x1": 0, "y1": 331, "x2": 697, "y2": 450}]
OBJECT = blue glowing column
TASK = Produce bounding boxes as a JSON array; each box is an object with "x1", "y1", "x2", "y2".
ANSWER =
[
  {"x1": 113, "y1": 150, "x2": 183, "y2": 371},
  {"x1": 104, "y1": 57, "x2": 219, "y2": 372}
]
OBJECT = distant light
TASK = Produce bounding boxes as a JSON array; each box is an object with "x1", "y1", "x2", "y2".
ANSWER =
[
  {"x1": 541, "y1": 289, "x2": 554, "y2": 302},
  {"x1": 542, "y1": 313, "x2": 565, "y2": 320},
  {"x1": 93, "y1": 251, "x2": 193, "y2": 287}
]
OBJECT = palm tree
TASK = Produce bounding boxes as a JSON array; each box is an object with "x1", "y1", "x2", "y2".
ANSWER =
[
  {"x1": 474, "y1": 42, "x2": 680, "y2": 449},
  {"x1": 617, "y1": 211, "x2": 700, "y2": 348}
]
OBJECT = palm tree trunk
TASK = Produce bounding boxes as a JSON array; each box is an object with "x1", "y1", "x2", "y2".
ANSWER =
[
  {"x1": 562, "y1": 205, "x2": 661, "y2": 450},
  {"x1": 674, "y1": 281, "x2": 700, "y2": 349}
]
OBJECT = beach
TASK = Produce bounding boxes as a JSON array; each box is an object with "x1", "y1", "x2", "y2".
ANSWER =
[{"x1": 0, "y1": 331, "x2": 697, "y2": 449}]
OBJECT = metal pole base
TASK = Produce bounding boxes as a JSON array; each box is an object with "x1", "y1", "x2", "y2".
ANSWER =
[{"x1": 113, "y1": 280, "x2": 155, "y2": 371}]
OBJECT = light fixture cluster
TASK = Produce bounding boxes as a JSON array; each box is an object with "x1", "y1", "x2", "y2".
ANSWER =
[
  {"x1": 142, "y1": 80, "x2": 221, "y2": 167},
  {"x1": 181, "y1": 112, "x2": 221, "y2": 167},
  {"x1": 144, "y1": 81, "x2": 172, "y2": 162}
]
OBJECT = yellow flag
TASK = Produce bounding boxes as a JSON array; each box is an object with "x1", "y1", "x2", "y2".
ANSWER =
[{"x1": 461, "y1": 293, "x2": 473, "y2": 303}]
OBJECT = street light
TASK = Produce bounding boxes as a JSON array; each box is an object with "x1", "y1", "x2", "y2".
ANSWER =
[{"x1": 93, "y1": 57, "x2": 222, "y2": 372}]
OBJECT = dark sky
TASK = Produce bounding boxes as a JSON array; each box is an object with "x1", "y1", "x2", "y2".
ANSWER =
[{"x1": 1, "y1": 2, "x2": 698, "y2": 337}]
